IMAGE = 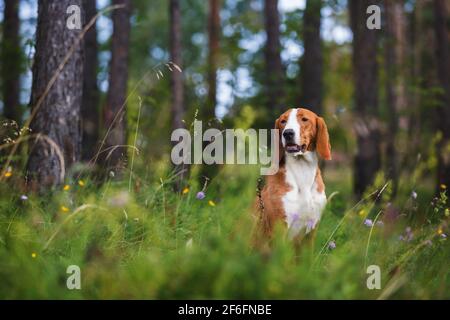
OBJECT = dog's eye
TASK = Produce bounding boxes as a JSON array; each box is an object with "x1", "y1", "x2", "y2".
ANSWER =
[
  {"x1": 302, "y1": 117, "x2": 308, "y2": 122},
  {"x1": 280, "y1": 120, "x2": 287, "y2": 125}
]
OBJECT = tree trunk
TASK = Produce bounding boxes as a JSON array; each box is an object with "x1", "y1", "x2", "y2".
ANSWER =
[
  {"x1": 384, "y1": 0, "x2": 406, "y2": 195},
  {"x1": 81, "y1": 0, "x2": 99, "y2": 162},
  {"x1": 169, "y1": 0, "x2": 188, "y2": 190},
  {"x1": 433, "y1": 0, "x2": 450, "y2": 189},
  {"x1": 204, "y1": 0, "x2": 220, "y2": 122},
  {"x1": 1, "y1": 0, "x2": 22, "y2": 124},
  {"x1": 301, "y1": 0, "x2": 323, "y2": 114},
  {"x1": 103, "y1": 0, "x2": 131, "y2": 172},
  {"x1": 407, "y1": 0, "x2": 424, "y2": 166},
  {"x1": 264, "y1": 0, "x2": 284, "y2": 118},
  {"x1": 27, "y1": 0, "x2": 84, "y2": 189},
  {"x1": 200, "y1": 0, "x2": 221, "y2": 182},
  {"x1": 350, "y1": 0, "x2": 381, "y2": 197}
]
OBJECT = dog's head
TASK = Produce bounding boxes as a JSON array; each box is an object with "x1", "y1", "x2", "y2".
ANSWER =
[{"x1": 275, "y1": 108, "x2": 331, "y2": 161}]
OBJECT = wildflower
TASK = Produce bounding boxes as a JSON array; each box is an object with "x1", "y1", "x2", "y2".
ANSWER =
[
  {"x1": 364, "y1": 219, "x2": 373, "y2": 227},
  {"x1": 437, "y1": 228, "x2": 443, "y2": 235},
  {"x1": 60, "y1": 206, "x2": 70, "y2": 213},
  {"x1": 411, "y1": 191, "x2": 418, "y2": 200},
  {"x1": 31, "y1": 252, "x2": 37, "y2": 259},
  {"x1": 358, "y1": 209, "x2": 366, "y2": 217},
  {"x1": 182, "y1": 187, "x2": 189, "y2": 195},
  {"x1": 440, "y1": 233, "x2": 447, "y2": 239},
  {"x1": 440, "y1": 184, "x2": 447, "y2": 190},
  {"x1": 208, "y1": 200, "x2": 216, "y2": 207},
  {"x1": 196, "y1": 191, "x2": 206, "y2": 200},
  {"x1": 328, "y1": 241, "x2": 336, "y2": 250},
  {"x1": 78, "y1": 180, "x2": 85, "y2": 187},
  {"x1": 20, "y1": 195, "x2": 28, "y2": 201},
  {"x1": 4, "y1": 171, "x2": 12, "y2": 178},
  {"x1": 404, "y1": 227, "x2": 414, "y2": 241},
  {"x1": 63, "y1": 184, "x2": 70, "y2": 191}
]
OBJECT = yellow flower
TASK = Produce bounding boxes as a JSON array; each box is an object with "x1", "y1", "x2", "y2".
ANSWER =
[
  {"x1": 440, "y1": 184, "x2": 447, "y2": 189},
  {"x1": 78, "y1": 180, "x2": 85, "y2": 187},
  {"x1": 358, "y1": 209, "x2": 366, "y2": 217},
  {"x1": 437, "y1": 228, "x2": 443, "y2": 235},
  {"x1": 60, "y1": 206, "x2": 70, "y2": 213},
  {"x1": 208, "y1": 200, "x2": 216, "y2": 207},
  {"x1": 63, "y1": 184, "x2": 70, "y2": 191},
  {"x1": 182, "y1": 187, "x2": 190, "y2": 194},
  {"x1": 4, "y1": 171, "x2": 12, "y2": 178},
  {"x1": 31, "y1": 252, "x2": 37, "y2": 259}
]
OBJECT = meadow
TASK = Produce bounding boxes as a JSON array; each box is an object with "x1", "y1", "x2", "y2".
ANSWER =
[{"x1": 0, "y1": 161, "x2": 448, "y2": 299}]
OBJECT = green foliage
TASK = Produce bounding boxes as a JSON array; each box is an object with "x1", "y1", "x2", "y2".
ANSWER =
[{"x1": 0, "y1": 165, "x2": 448, "y2": 299}]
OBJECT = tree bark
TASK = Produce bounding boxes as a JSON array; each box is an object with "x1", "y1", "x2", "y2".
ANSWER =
[
  {"x1": 103, "y1": 0, "x2": 131, "y2": 172},
  {"x1": 27, "y1": 0, "x2": 84, "y2": 188},
  {"x1": 264, "y1": 0, "x2": 284, "y2": 118},
  {"x1": 350, "y1": 0, "x2": 381, "y2": 197},
  {"x1": 204, "y1": 0, "x2": 220, "y2": 122},
  {"x1": 81, "y1": 0, "x2": 99, "y2": 161},
  {"x1": 1, "y1": 0, "x2": 22, "y2": 124},
  {"x1": 169, "y1": 0, "x2": 188, "y2": 189},
  {"x1": 433, "y1": 0, "x2": 450, "y2": 189},
  {"x1": 200, "y1": 0, "x2": 221, "y2": 182},
  {"x1": 301, "y1": 0, "x2": 323, "y2": 114},
  {"x1": 384, "y1": 0, "x2": 406, "y2": 195}
]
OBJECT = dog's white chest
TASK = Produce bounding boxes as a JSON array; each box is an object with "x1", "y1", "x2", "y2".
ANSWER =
[{"x1": 282, "y1": 154, "x2": 327, "y2": 238}]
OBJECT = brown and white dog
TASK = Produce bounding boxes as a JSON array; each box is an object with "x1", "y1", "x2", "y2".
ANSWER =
[{"x1": 257, "y1": 108, "x2": 332, "y2": 240}]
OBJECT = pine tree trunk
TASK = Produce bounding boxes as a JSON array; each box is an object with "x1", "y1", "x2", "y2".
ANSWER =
[
  {"x1": 264, "y1": 0, "x2": 284, "y2": 118},
  {"x1": 384, "y1": 0, "x2": 406, "y2": 195},
  {"x1": 27, "y1": 0, "x2": 84, "y2": 189},
  {"x1": 200, "y1": 0, "x2": 221, "y2": 182},
  {"x1": 301, "y1": 0, "x2": 322, "y2": 114},
  {"x1": 433, "y1": 0, "x2": 450, "y2": 189},
  {"x1": 103, "y1": 0, "x2": 131, "y2": 172},
  {"x1": 1, "y1": 0, "x2": 22, "y2": 124},
  {"x1": 350, "y1": 0, "x2": 381, "y2": 197},
  {"x1": 169, "y1": 0, "x2": 188, "y2": 189},
  {"x1": 81, "y1": 0, "x2": 99, "y2": 161},
  {"x1": 204, "y1": 0, "x2": 220, "y2": 122}
]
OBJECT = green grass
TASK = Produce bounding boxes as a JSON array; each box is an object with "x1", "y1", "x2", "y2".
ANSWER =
[{"x1": 0, "y1": 165, "x2": 448, "y2": 299}]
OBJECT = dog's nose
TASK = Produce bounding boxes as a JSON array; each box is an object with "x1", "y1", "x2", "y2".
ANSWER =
[{"x1": 283, "y1": 129, "x2": 295, "y2": 141}]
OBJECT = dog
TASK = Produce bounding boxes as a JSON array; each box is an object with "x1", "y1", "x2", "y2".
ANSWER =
[{"x1": 256, "y1": 108, "x2": 332, "y2": 242}]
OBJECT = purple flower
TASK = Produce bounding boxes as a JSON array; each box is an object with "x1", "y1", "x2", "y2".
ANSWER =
[
  {"x1": 20, "y1": 195, "x2": 28, "y2": 201},
  {"x1": 411, "y1": 191, "x2": 418, "y2": 200},
  {"x1": 440, "y1": 233, "x2": 447, "y2": 239},
  {"x1": 196, "y1": 191, "x2": 206, "y2": 200},
  {"x1": 328, "y1": 241, "x2": 336, "y2": 250},
  {"x1": 405, "y1": 226, "x2": 412, "y2": 234},
  {"x1": 364, "y1": 219, "x2": 373, "y2": 227}
]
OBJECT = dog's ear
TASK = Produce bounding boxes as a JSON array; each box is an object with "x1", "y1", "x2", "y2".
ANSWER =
[
  {"x1": 274, "y1": 117, "x2": 285, "y2": 164},
  {"x1": 316, "y1": 117, "x2": 331, "y2": 160}
]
